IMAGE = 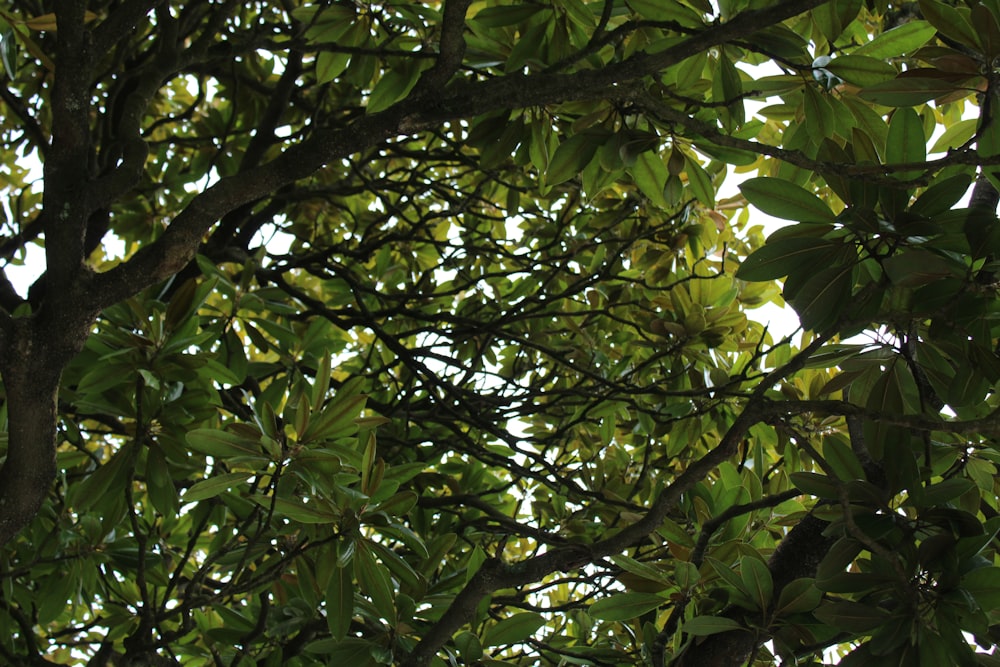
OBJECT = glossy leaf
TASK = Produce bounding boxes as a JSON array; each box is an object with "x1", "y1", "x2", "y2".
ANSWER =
[
  {"x1": 683, "y1": 616, "x2": 746, "y2": 636},
  {"x1": 483, "y1": 612, "x2": 546, "y2": 646},
  {"x1": 859, "y1": 76, "x2": 968, "y2": 107},
  {"x1": 737, "y1": 238, "x2": 838, "y2": 281},
  {"x1": 885, "y1": 107, "x2": 925, "y2": 178},
  {"x1": 182, "y1": 472, "x2": 253, "y2": 503},
  {"x1": 852, "y1": 21, "x2": 937, "y2": 58},
  {"x1": 774, "y1": 578, "x2": 822, "y2": 616},
  {"x1": 917, "y1": 0, "x2": 980, "y2": 50},
  {"x1": 824, "y1": 56, "x2": 897, "y2": 88},
  {"x1": 740, "y1": 178, "x2": 836, "y2": 223}
]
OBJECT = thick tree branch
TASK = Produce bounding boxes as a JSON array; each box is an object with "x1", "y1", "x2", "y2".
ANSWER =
[
  {"x1": 415, "y1": 0, "x2": 470, "y2": 91},
  {"x1": 88, "y1": 0, "x2": 833, "y2": 313},
  {"x1": 43, "y1": 1, "x2": 94, "y2": 290}
]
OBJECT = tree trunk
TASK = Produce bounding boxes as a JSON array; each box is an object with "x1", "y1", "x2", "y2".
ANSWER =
[
  {"x1": 0, "y1": 312, "x2": 88, "y2": 548},
  {"x1": 0, "y1": 332, "x2": 60, "y2": 548}
]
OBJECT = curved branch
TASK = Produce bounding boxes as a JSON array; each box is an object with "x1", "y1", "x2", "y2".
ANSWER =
[
  {"x1": 400, "y1": 332, "x2": 837, "y2": 666},
  {"x1": 88, "y1": 0, "x2": 832, "y2": 312}
]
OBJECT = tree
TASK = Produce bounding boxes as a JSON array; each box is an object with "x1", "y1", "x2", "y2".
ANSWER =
[{"x1": 0, "y1": 0, "x2": 998, "y2": 664}]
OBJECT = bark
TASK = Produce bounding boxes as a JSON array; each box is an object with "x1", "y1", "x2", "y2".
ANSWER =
[{"x1": 0, "y1": 318, "x2": 78, "y2": 547}]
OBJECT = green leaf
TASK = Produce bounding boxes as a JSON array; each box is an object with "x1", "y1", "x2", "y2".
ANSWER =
[
  {"x1": 684, "y1": 154, "x2": 714, "y2": 206},
  {"x1": 907, "y1": 478, "x2": 977, "y2": 508},
  {"x1": 145, "y1": 444, "x2": 178, "y2": 517},
  {"x1": 740, "y1": 557, "x2": 773, "y2": 612},
  {"x1": 813, "y1": 601, "x2": 890, "y2": 632},
  {"x1": 354, "y1": 543, "x2": 396, "y2": 620},
  {"x1": 929, "y1": 118, "x2": 977, "y2": 154},
  {"x1": 0, "y1": 29, "x2": 17, "y2": 80},
  {"x1": 69, "y1": 443, "x2": 136, "y2": 512},
  {"x1": 589, "y1": 592, "x2": 665, "y2": 621},
  {"x1": 301, "y1": 389, "x2": 367, "y2": 443},
  {"x1": 961, "y1": 566, "x2": 1000, "y2": 610},
  {"x1": 182, "y1": 472, "x2": 253, "y2": 503},
  {"x1": 713, "y1": 48, "x2": 744, "y2": 130},
  {"x1": 546, "y1": 133, "x2": 602, "y2": 186},
  {"x1": 455, "y1": 631, "x2": 484, "y2": 663},
  {"x1": 683, "y1": 616, "x2": 746, "y2": 636},
  {"x1": 249, "y1": 496, "x2": 339, "y2": 523},
  {"x1": 822, "y1": 435, "x2": 867, "y2": 481},
  {"x1": 367, "y1": 539, "x2": 424, "y2": 592},
  {"x1": 737, "y1": 238, "x2": 837, "y2": 282},
  {"x1": 882, "y1": 250, "x2": 962, "y2": 287},
  {"x1": 739, "y1": 178, "x2": 836, "y2": 223},
  {"x1": 859, "y1": 76, "x2": 969, "y2": 107},
  {"x1": 774, "y1": 578, "x2": 822, "y2": 616},
  {"x1": 326, "y1": 565, "x2": 354, "y2": 640},
  {"x1": 316, "y1": 51, "x2": 352, "y2": 86},
  {"x1": 186, "y1": 428, "x2": 264, "y2": 459},
  {"x1": 611, "y1": 554, "x2": 672, "y2": 585},
  {"x1": 631, "y1": 151, "x2": 670, "y2": 208},
  {"x1": 483, "y1": 612, "x2": 546, "y2": 646},
  {"x1": 885, "y1": 107, "x2": 924, "y2": 178},
  {"x1": 910, "y1": 173, "x2": 973, "y2": 216},
  {"x1": 917, "y1": 0, "x2": 980, "y2": 50},
  {"x1": 803, "y1": 86, "x2": 835, "y2": 141},
  {"x1": 627, "y1": 0, "x2": 703, "y2": 25},
  {"x1": 786, "y1": 263, "x2": 854, "y2": 332},
  {"x1": 789, "y1": 472, "x2": 841, "y2": 499},
  {"x1": 707, "y1": 557, "x2": 755, "y2": 603},
  {"x1": 824, "y1": 56, "x2": 897, "y2": 88},
  {"x1": 311, "y1": 638, "x2": 379, "y2": 663},
  {"x1": 852, "y1": 21, "x2": 937, "y2": 58},
  {"x1": 368, "y1": 70, "x2": 417, "y2": 114}
]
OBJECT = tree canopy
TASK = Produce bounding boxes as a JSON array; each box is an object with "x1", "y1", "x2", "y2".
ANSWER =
[{"x1": 1, "y1": 0, "x2": 1000, "y2": 664}]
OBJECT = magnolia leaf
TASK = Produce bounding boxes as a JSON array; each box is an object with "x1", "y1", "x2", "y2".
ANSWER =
[
  {"x1": 929, "y1": 118, "x2": 977, "y2": 154},
  {"x1": 181, "y1": 472, "x2": 253, "y2": 503},
  {"x1": 684, "y1": 154, "x2": 715, "y2": 206},
  {"x1": 185, "y1": 428, "x2": 264, "y2": 459},
  {"x1": 785, "y1": 263, "x2": 854, "y2": 332},
  {"x1": 367, "y1": 64, "x2": 423, "y2": 114},
  {"x1": 547, "y1": 133, "x2": 602, "y2": 186},
  {"x1": 917, "y1": 0, "x2": 980, "y2": 50},
  {"x1": 859, "y1": 75, "x2": 970, "y2": 107},
  {"x1": 483, "y1": 612, "x2": 546, "y2": 646},
  {"x1": 824, "y1": 56, "x2": 897, "y2": 87},
  {"x1": 740, "y1": 177, "x2": 836, "y2": 223},
  {"x1": 354, "y1": 543, "x2": 396, "y2": 620},
  {"x1": 910, "y1": 173, "x2": 973, "y2": 216},
  {"x1": 789, "y1": 472, "x2": 841, "y2": 499},
  {"x1": 631, "y1": 151, "x2": 670, "y2": 208},
  {"x1": 852, "y1": 20, "x2": 937, "y2": 58},
  {"x1": 683, "y1": 616, "x2": 746, "y2": 636},
  {"x1": 589, "y1": 592, "x2": 665, "y2": 621},
  {"x1": 326, "y1": 565, "x2": 355, "y2": 641},
  {"x1": 774, "y1": 578, "x2": 823, "y2": 616},
  {"x1": 882, "y1": 250, "x2": 962, "y2": 287},
  {"x1": 813, "y1": 601, "x2": 890, "y2": 632},
  {"x1": 740, "y1": 557, "x2": 773, "y2": 613},
  {"x1": 885, "y1": 107, "x2": 924, "y2": 178}
]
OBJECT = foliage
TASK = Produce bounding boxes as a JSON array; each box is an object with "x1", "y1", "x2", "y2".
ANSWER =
[{"x1": 0, "y1": 0, "x2": 998, "y2": 665}]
